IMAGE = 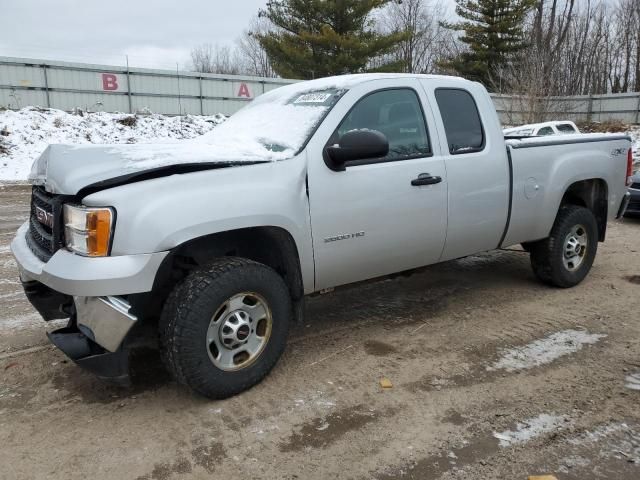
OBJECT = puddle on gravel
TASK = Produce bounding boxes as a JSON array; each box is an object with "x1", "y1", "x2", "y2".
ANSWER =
[
  {"x1": 403, "y1": 329, "x2": 607, "y2": 394},
  {"x1": 136, "y1": 457, "x2": 193, "y2": 480},
  {"x1": 376, "y1": 413, "x2": 570, "y2": 479},
  {"x1": 442, "y1": 409, "x2": 466, "y2": 426},
  {"x1": 364, "y1": 340, "x2": 398, "y2": 356},
  {"x1": 191, "y1": 441, "x2": 226, "y2": 474},
  {"x1": 625, "y1": 275, "x2": 640, "y2": 285},
  {"x1": 376, "y1": 433, "x2": 499, "y2": 479},
  {"x1": 279, "y1": 405, "x2": 395, "y2": 452},
  {"x1": 135, "y1": 441, "x2": 225, "y2": 480}
]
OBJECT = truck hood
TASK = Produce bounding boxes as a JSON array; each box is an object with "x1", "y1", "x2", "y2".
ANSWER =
[{"x1": 30, "y1": 143, "x2": 271, "y2": 196}]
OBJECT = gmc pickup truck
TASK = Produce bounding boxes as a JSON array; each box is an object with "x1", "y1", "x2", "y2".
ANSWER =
[{"x1": 12, "y1": 74, "x2": 633, "y2": 398}]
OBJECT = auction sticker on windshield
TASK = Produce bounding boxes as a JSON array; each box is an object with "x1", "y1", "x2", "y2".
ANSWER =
[{"x1": 294, "y1": 93, "x2": 334, "y2": 104}]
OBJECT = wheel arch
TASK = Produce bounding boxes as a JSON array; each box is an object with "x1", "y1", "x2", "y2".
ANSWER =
[
  {"x1": 137, "y1": 226, "x2": 305, "y2": 323},
  {"x1": 559, "y1": 178, "x2": 608, "y2": 241}
]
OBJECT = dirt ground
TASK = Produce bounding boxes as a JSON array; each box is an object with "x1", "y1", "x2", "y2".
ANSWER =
[{"x1": 0, "y1": 183, "x2": 639, "y2": 480}]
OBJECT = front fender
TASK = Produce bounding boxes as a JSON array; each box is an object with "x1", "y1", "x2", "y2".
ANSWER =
[{"x1": 82, "y1": 157, "x2": 314, "y2": 290}]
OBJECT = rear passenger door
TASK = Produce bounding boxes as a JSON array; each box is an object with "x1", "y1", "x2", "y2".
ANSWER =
[{"x1": 421, "y1": 81, "x2": 510, "y2": 261}]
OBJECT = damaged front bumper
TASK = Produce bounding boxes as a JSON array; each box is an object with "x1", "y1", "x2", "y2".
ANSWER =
[
  {"x1": 11, "y1": 221, "x2": 167, "y2": 384},
  {"x1": 47, "y1": 324, "x2": 131, "y2": 386},
  {"x1": 21, "y1": 280, "x2": 139, "y2": 385}
]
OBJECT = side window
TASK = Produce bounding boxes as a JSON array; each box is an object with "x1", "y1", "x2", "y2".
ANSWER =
[
  {"x1": 556, "y1": 123, "x2": 577, "y2": 134},
  {"x1": 537, "y1": 126, "x2": 554, "y2": 136},
  {"x1": 435, "y1": 89, "x2": 484, "y2": 154},
  {"x1": 333, "y1": 89, "x2": 431, "y2": 160}
]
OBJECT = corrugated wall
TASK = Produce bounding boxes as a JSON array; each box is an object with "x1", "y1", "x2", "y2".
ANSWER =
[
  {"x1": 0, "y1": 56, "x2": 295, "y2": 116},
  {"x1": 1, "y1": 56, "x2": 639, "y2": 123}
]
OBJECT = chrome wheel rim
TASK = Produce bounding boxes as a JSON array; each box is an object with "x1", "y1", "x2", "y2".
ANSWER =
[
  {"x1": 206, "y1": 292, "x2": 272, "y2": 371},
  {"x1": 563, "y1": 224, "x2": 588, "y2": 271}
]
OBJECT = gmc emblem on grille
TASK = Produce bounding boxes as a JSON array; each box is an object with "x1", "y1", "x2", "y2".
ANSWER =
[{"x1": 35, "y1": 206, "x2": 54, "y2": 228}]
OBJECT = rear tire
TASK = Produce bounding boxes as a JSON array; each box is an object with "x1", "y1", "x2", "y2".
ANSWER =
[
  {"x1": 529, "y1": 205, "x2": 598, "y2": 288},
  {"x1": 159, "y1": 257, "x2": 291, "y2": 399}
]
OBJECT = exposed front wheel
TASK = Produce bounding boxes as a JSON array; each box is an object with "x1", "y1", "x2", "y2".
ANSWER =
[
  {"x1": 529, "y1": 205, "x2": 598, "y2": 288},
  {"x1": 159, "y1": 257, "x2": 291, "y2": 399}
]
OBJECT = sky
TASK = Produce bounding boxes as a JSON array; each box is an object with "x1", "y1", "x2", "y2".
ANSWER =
[
  {"x1": 0, "y1": 0, "x2": 615, "y2": 72},
  {"x1": 0, "y1": 0, "x2": 274, "y2": 69}
]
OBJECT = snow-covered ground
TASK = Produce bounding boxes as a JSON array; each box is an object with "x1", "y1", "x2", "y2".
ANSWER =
[
  {"x1": 493, "y1": 413, "x2": 569, "y2": 447},
  {"x1": 487, "y1": 329, "x2": 606, "y2": 372},
  {"x1": 0, "y1": 107, "x2": 226, "y2": 181}
]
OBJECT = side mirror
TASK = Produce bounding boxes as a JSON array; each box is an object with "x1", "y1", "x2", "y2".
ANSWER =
[{"x1": 325, "y1": 129, "x2": 389, "y2": 171}]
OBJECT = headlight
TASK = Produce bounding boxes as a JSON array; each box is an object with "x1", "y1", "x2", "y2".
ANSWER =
[{"x1": 63, "y1": 204, "x2": 115, "y2": 256}]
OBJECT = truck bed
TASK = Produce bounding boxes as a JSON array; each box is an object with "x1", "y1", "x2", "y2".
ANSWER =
[{"x1": 502, "y1": 133, "x2": 632, "y2": 247}]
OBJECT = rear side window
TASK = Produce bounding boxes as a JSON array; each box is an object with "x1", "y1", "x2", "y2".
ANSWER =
[
  {"x1": 537, "y1": 126, "x2": 554, "y2": 136},
  {"x1": 435, "y1": 89, "x2": 484, "y2": 154},
  {"x1": 556, "y1": 123, "x2": 577, "y2": 134}
]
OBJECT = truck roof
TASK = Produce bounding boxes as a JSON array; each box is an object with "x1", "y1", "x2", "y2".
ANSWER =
[{"x1": 273, "y1": 73, "x2": 478, "y2": 95}]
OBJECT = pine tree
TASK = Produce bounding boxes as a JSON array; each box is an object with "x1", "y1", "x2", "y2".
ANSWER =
[
  {"x1": 441, "y1": 0, "x2": 536, "y2": 89},
  {"x1": 255, "y1": 0, "x2": 408, "y2": 79}
]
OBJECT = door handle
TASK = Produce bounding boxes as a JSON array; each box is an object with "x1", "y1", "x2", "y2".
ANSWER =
[{"x1": 411, "y1": 173, "x2": 442, "y2": 186}]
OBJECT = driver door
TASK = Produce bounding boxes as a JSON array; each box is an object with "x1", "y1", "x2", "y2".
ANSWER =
[{"x1": 306, "y1": 80, "x2": 448, "y2": 290}]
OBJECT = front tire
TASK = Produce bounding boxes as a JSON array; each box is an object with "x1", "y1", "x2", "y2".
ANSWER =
[
  {"x1": 529, "y1": 205, "x2": 598, "y2": 288},
  {"x1": 159, "y1": 257, "x2": 291, "y2": 399}
]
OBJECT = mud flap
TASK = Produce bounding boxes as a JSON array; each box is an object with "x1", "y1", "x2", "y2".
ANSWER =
[
  {"x1": 47, "y1": 326, "x2": 131, "y2": 386},
  {"x1": 617, "y1": 192, "x2": 631, "y2": 218}
]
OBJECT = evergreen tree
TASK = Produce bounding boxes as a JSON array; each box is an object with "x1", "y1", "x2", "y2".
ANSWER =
[
  {"x1": 255, "y1": 0, "x2": 408, "y2": 79},
  {"x1": 441, "y1": 0, "x2": 536, "y2": 88}
]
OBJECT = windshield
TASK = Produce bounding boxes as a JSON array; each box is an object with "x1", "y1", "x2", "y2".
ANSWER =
[{"x1": 197, "y1": 87, "x2": 345, "y2": 161}]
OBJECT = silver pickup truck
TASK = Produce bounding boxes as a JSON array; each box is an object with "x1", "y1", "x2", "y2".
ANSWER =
[{"x1": 12, "y1": 74, "x2": 633, "y2": 398}]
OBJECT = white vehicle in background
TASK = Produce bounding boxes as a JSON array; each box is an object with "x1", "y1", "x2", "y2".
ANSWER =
[{"x1": 504, "y1": 120, "x2": 580, "y2": 137}]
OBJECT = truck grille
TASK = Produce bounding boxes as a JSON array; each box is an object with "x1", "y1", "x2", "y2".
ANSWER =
[{"x1": 26, "y1": 186, "x2": 65, "y2": 261}]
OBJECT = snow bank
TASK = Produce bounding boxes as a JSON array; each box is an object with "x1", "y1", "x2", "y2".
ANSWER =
[
  {"x1": 493, "y1": 413, "x2": 569, "y2": 447},
  {"x1": 487, "y1": 329, "x2": 606, "y2": 372},
  {"x1": 0, "y1": 107, "x2": 226, "y2": 181}
]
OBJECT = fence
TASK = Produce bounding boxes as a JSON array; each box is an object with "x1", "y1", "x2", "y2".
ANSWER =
[
  {"x1": 492, "y1": 92, "x2": 640, "y2": 125},
  {"x1": 1, "y1": 56, "x2": 639, "y2": 124},
  {"x1": 0, "y1": 56, "x2": 295, "y2": 116}
]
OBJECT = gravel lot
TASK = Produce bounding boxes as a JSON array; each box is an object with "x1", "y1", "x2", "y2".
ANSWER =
[{"x1": 0, "y1": 183, "x2": 639, "y2": 480}]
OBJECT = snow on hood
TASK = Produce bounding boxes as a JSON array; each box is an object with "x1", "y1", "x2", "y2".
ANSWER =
[
  {"x1": 109, "y1": 77, "x2": 368, "y2": 171},
  {"x1": 26, "y1": 76, "x2": 370, "y2": 193},
  {"x1": 29, "y1": 143, "x2": 269, "y2": 195}
]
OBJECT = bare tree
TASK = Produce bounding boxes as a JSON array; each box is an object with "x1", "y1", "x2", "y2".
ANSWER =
[
  {"x1": 372, "y1": 0, "x2": 458, "y2": 74},
  {"x1": 190, "y1": 44, "x2": 243, "y2": 75},
  {"x1": 608, "y1": 0, "x2": 640, "y2": 93},
  {"x1": 499, "y1": 0, "x2": 632, "y2": 122},
  {"x1": 237, "y1": 16, "x2": 277, "y2": 78}
]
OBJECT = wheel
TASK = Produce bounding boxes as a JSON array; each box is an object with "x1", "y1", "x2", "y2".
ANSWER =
[
  {"x1": 529, "y1": 205, "x2": 598, "y2": 288},
  {"x1": 159, "y1": 257, "x2": 291, "y2": 399}
]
